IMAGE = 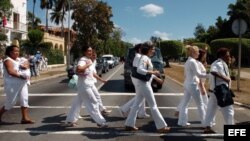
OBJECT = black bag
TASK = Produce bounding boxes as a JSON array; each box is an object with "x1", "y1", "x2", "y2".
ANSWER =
[
  {"x1": 131, "y1": 67, "x2": 151, "y2": 81},
  {"x1": 214, "y1": 83, "x2": 235, "y2": 107}
]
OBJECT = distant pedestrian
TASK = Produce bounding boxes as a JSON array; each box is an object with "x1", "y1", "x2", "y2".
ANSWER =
[
  {"x1": 203, "y1": 48, "x2": 234, "y2": 133},
  {"x1": 0, "y1": 45, "x2": 34, "y2": 124}
]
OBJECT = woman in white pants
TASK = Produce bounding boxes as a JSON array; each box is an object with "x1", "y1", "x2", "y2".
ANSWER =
[
  {"x1": 66, "y1": 46, "x2": 107, "y2": 127},
  {"x1": 204, "y1": 48, "x2": 234, "y2": 133},
  {"x1": 0, "y1": 45, "x2": 34, "y2": 124},
  {"x1": 119, "y1": 43, "x2": 149, "y2": 119},
  {"x1": 124, "y1": 42, "x2": 170, "y2": 133},
  {"x1": 177, "y1": 45, "x2": 208, "y2": 127}
]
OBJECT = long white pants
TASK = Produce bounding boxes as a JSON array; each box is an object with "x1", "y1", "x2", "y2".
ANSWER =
[
  {"x1": 66, "y1": 85, "x2": 106, "y2": 125},
  {"x1": 121, "y1": 77, "x2": 146, "y2": 116},
  {"x1": 125, "y1": 80, "x2": 167, "y2": 129},
  {"x1": 4, "y1": 79, "x2": 29, "y2": 110},
  {"x1": 92, "y1": 85, "x2": 106, "y2": 112},
  {"x1": 178, "y1": 83, "x2": 206, "y2": 126},
  {"x1": 204, "y1": 92, "x2": 234, "y2": 127}
]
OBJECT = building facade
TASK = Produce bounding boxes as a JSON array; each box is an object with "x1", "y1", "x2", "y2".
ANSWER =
[{"x1": 1, "y1": 0, "x2": 27, "y2": 45}]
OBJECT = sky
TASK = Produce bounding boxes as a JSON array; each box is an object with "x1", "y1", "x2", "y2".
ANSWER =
[{"x1": 27, "y1": 0, "x2": 236, "y2": 44}]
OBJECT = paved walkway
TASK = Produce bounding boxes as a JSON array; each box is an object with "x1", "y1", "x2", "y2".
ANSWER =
[
  {"x1": 0, "y1": 64, "x2": 67, "y2": 91},
  {"x1": 170, "y1": 62, "x2": 250, "y2": 79}
]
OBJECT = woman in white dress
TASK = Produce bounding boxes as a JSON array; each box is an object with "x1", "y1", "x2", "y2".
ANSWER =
[
  {"x1": 0, "y1": 45, "x2": 34, "y2": 124},
  {"x1": 65, "y1": 46, "x2": 108, "y2": 127}
]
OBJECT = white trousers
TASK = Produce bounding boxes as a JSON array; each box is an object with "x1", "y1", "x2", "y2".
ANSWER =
[
  {"x1": 121, "y1": 77, "x2": 146, "y2": 116},
  {"x1": 125, "y1": 80, "x2": 167, "y2": 129},
  {"x1": 178, "y1": 83, "x2": 206, "y2": 126},
  {"x1": 66, "y1": 85, "x2": 106, "y2": 125},
  {"x1": 92, "y1": 85, "x2": 106, "y2": 112},
  {"x1": 4, "y1": 79, "x2": 29, "y2": 110},
  {"x1": 204, "y1": 92, "x2": 234, "y2": 127}
]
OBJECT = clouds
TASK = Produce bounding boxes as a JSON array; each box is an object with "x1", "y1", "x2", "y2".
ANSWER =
[
  {"x1": 140, "y1": 3, "x2": 164, "y2": 17},
  {"x1": 153, "y1": 31, "x2": 171, "y2": 40}
]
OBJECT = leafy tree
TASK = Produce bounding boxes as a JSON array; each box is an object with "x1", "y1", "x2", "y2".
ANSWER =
[
  {"x1": 0, "y1": 0, "x2": 13, "y2": 19},
  {"x1": 51, "y1": 0, "x2": 69, "y2": 37},
  {"x1": 22, "y1": 29, "x2": 50, "y2": 55},
  {"x1": 150, "y1": 36, "x2": 161, "y2": 47},
  {"x1": 40, "y1": 0, "x2": 54, "y2": 31},
  {"x1": 72, "y1": 0, "x2": 114, "y2": 49},
  {"x1": 194, "y1": 23, "x2": 208, "y2": 43},
  {"x1": 27, "y1": 11, "x2": 41, "y2": 30}
]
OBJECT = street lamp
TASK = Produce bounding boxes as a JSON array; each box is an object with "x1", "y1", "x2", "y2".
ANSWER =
[{"x1": 66, "y1": 0, "x2": 71, "y2": 67}]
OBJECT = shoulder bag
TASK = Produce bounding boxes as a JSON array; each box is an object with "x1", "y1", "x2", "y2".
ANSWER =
[
  {"x1": 213, "y1": 63, "x2": 235, "y2": 107},
  {"x1": 131, "y1": 56, "x2": 151, "y2": 81}
]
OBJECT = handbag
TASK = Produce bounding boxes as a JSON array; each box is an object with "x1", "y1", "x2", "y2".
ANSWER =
[
  {"x1": 68, "y1": 74, "x2": 78, "y2": 90},
  {"x1": 214, "y1": 83, "x2": 235, "y2": 107},
  {"x1": 131, "y1": 66, "x2": 151, "y2": 81},
  {"x1": 213, "y1": 62, "x2": 235, "y2": 107}
]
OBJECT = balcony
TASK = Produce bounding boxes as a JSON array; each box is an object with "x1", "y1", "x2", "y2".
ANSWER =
[{"x1": 1, "y1": 20, "x2": 28, "y2": 34}]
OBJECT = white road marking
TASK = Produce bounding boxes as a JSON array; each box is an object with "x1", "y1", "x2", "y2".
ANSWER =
[
  {"x1": 12, "y1": 105, "x2": 245, "y2": 110},
  {"x1": 1, "y1": 93, "x2": 184, "y2": 96},
  {"x1": 0, "y1": 129, "x2": 224, "y2": 137}
]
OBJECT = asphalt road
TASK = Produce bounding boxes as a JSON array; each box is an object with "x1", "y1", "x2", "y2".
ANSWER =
[{"x1": 0, "y1": 63, "x2": 249, "y2": 141}]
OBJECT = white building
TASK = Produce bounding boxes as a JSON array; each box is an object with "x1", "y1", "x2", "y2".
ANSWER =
[{"x1": 1, "y1": 0, "x2": 27, "y2": 45}]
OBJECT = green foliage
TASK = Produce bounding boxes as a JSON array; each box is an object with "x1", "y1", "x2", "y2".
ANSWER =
[
  {"x1": 192, "y1": 42, "x2": 211, "y2": 53},
  {"x1": 160, "y1": 40, "x2": 184, "y2": 59},
  {"x1": 21, "y1": 29, "x2": 51, "y2": 55},
  {"x1": 0, "y1": 0, "x2": 13, "y2": 19},
  {"x1": 0, "y1": 33, "x2": 7, "y2": 41},
  {"x1": 210, "y1": 38, "x2": 250, "y2": 66},
  {"x1": 47, "y1": 48, "x2": 64, "y2": 64}
]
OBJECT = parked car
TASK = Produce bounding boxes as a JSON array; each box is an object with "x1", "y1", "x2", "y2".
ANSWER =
[
  {"x1": 95, "y1": 58, "x2": 103, "y2": 77},
  {"x1": 100, "y1": 57, "x2": 109, "y2": 73},
  {"x1": 102, "y1": 54, "x2": 115, "y2": 68},
  {"x1": 124, "y1": 47, "x2": 165, "y2": 91}
]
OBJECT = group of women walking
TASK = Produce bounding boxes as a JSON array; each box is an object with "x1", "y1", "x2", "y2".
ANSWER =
[
  {"x1": 0, "y1": 42, "x2": 234, "y2": 134},
  {"x1": 175, "y1": 45, "x2": 234, "y2": 133}
]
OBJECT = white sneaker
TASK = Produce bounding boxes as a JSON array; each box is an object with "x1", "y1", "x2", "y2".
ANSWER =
[{"x1": 137, "y1": 113, "x2": 150, "y2": 119}]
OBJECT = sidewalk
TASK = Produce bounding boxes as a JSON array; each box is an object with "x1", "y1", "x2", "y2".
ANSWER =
[
  {"x1": 170, "y1": 62, "x2": 250, "y2": 79},
  {"x1": 0, "y1": 64, "x2": 67, "y2": 91}
]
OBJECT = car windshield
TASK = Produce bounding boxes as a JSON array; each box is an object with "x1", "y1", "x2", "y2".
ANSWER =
[{"x1": 103, "y1": 57, "x2": 112, "y2": 60}]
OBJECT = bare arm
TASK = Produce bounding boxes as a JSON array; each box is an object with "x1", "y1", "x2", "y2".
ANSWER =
[
  {"x1": 93, "y1": 73, "x2": 107, "y2": 83},
  {"x1": 211, "y1": 71, "x2": 230, "y2": 83}
]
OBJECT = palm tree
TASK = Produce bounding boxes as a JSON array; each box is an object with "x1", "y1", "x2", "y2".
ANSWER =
[
  {"x1": 40, "y1": 0, "x2": 54, "y2": 31},
  {"x1": 55, "y1": 0, "x2": 70, "y2": 37},
  {"x1": 50, "y1": 6, "x2": 65, "y2": 36},
  {"x1": 32, "y1": 0, "x2": 36, "y2": 29}
]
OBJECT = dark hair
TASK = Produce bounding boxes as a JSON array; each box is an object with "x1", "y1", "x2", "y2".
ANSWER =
[
  {"x1": 217, "y1": 48, "x2": 229, "y2": 58},
  {"x1": 197, "y1": 49, "x2": 206, "y2": 62},
  {"x1": 82, "y1": 46, "x2": 92, "y2": 53},
  {"x1": 134, "y1": 43, "x2": 142, "y2": 53},
  {"x1": 141, "y1": 42, "x2": 153, "y2": 55},
  {"x1": 5, "y1": 45, "x2": 19, "y2": 56}
]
